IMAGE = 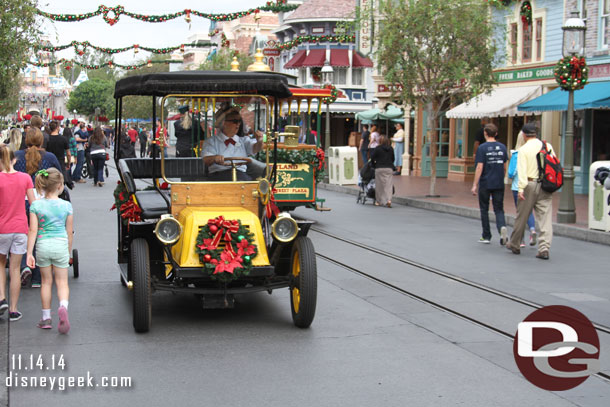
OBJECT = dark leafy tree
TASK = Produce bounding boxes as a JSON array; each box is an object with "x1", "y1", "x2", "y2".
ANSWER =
[
  {"x1": 0, "y1": 0, "x2": 40, "y2": 115},
  {"x1": 66, "y1": 78, "x2": 115, "y2": 119},
  {"x1": 362, "y1": 0, "x2": 501, "y2": 195}
]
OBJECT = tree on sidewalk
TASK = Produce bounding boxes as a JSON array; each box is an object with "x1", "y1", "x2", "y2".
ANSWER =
[
  {"x1": 0, "y1": 0, "x2": 40, "y2": 115},
  {"x1": 363, "y1": 0, "x2": 500, "y2": 196}
]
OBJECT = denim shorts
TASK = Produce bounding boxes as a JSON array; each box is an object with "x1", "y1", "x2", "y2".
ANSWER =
[
  {"x1": 0, "y1": 233, "x2": 27, "y2": 255},
  {"x1": 36, "y1": 238, "x2": 70, "y2": 268}
]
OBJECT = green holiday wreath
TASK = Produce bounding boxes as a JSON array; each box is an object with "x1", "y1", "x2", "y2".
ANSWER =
[
  {"x1": 195, "y1": 217, "x2": 258, "y2": 283},
  {"x1": 554, "y1": 56, "x2": 588, "y2": 91},
  {"x1": 520, "y1": 1, "x2": 532, "y2": 26}
]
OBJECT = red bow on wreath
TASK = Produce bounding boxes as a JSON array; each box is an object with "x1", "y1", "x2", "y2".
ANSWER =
[
  {"x1": 569, "y1": 56, "x2": 586, "y2": 80},
  {"x1": 208, "y1": 216, "x2": 240, "y2": 248}
]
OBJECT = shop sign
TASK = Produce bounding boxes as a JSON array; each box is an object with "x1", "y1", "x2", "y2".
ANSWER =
[
  {"x1": 589, "y1": 63, "x2": 610, "y2": 79},
  {"x1": 357, "y1": 0, "x2": 373, "y2": 56},
  {"x1": 378, "y1": 84, "x2": 403, "y2": 93},
  {"x1": 270, "y1": 164, "x2": 315, "y2": 202},
  {"x1": 495, "y1": 65, "x2": 554, "y2": 83},
  {"x1": 263, "y1": 48, "x2": 280, "y2": 57}
]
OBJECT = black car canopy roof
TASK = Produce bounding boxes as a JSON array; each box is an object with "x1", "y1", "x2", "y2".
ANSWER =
[{"x1": 114, "y1": 71, "x2": 292, "y2": 99}]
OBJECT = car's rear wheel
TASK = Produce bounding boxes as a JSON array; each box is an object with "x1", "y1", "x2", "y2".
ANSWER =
[
  {"x1": 290, "y1": 236, "x2": 317, "y2": 328},
  {"x1": 131, "y1": 238, "x2": 151, "y2": 333}
]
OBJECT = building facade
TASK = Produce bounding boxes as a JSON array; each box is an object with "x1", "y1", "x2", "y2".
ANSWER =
[{"x1": 276, "y1": 0, "x2": 375, "y2": 147}]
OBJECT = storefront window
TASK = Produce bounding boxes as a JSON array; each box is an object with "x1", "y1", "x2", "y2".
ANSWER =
[
  {"x1": 352, "y1": 68, "x2": 363, "y2": 86},
  {"x1": 522, "y1": 22, "x2": 532, "y2": 62},
  {"x1": 455, "y1": 119, "x2": 464, "y2": 158},
  {"x1": 593, "y1": 110, "x2": 610, "y2": 161},
  {"x1": 335, "y1": 68, "x2": 347, "y2": 85}
]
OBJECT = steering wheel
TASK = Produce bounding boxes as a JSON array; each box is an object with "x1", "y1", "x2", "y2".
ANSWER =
[{"x1": 221, "y1": 156, "x2": 252, "y2": 166}]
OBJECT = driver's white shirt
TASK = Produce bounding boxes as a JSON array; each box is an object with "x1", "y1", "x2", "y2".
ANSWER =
[{"x1": 202, "y1": 131, "x2": 256, "y2": 174}]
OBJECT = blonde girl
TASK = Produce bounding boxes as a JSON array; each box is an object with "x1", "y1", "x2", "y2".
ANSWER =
[
  {"x1": 0, "y1": 145, "x2": 36, "y2": 322},
  {"x1": 26, "y1": 168, "x2": 73, "y2": 333},
  {"x1": 6, "y1": 128, "x2": 23, "y2": 152}
]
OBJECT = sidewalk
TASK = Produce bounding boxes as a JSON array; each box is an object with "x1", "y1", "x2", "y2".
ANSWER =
[{"x1": 319, "y1": 175, "x2": 610, "y2": 246}]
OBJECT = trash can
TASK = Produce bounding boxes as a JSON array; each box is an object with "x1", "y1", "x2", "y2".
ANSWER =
[
  {"x1": 327, "y1": 146, "x2": 337, "y2": 183},
  {"x1": 329, "y1": 146, "x2": 358, "y2": 185},
  {"x1": 588, "y1": 160, "x2": 610, "y2": 232}
]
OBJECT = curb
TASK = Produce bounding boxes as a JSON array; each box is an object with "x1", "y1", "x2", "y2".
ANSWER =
[{"x1": 319, "y1": 183, "x2": 610, "y2": 246}]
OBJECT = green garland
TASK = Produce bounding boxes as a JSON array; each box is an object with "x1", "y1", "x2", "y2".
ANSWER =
[
  {"x1": 37, "y1": 1, "x2": 297, "y2": 25},
  {"x1": 195, "y1": 217, "x2": 258, "y2": 283},
  {"x1": 27, "y1": 58, "x2": 178, "y2": 71},
  {"x1": 275, "y1": 35, "x2": 356, "y2": 51},
  {"x1": 554, "y1": 56, "x2": 588, "y2": 91},
  {"x1": 37, "y1": 41, "x2": 210, "y2": 55},
  {"x1": 255, "y1": 147, "x2": 326, "y2": 183}
]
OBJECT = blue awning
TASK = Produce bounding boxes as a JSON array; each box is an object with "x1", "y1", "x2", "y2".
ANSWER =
[{"x1": 518, "y1": 81, "x2": 610, "y2": 112}]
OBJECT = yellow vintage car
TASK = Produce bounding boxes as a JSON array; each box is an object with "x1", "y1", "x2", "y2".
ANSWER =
[{"x1": 113, "y1": 71, "x2": 326, "y2": 333}]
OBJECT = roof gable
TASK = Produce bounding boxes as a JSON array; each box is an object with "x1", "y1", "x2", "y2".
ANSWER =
[{"x1": 286, "y1": 0, "x2": 355, "y2": 21}]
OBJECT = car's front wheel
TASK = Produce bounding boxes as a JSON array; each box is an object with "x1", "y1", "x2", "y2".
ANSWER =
[
  {"x1": 131, "y1": 238, "x2": 152, "y2": 333},
  {"x1": 289, "y1": 236, "x2": 317, "y2": 328}
]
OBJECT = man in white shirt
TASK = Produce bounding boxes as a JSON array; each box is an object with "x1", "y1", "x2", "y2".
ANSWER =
[{"x1": 202, "y1": 108, "x2": 264, "y2": 181}]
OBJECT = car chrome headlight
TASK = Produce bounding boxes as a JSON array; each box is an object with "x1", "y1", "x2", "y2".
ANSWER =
[
  {"x1": 271, "y1": 213, "x2": 298, "y2": 243},
  {"x1": 257, "y1": 178, "x2": 271, "y2": 205},
  {"x1": 154, "y1": 215, "x2": 182, "y2": 245}
]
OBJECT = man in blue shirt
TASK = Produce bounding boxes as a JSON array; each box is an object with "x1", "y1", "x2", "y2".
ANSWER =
[{"x1": 471, "y1": 123, "x2": 508, "y2": 245}]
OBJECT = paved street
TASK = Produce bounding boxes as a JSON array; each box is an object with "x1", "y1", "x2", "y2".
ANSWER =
[{"x1": 3, "y1": 165, "x2": 609, "y2": 406}]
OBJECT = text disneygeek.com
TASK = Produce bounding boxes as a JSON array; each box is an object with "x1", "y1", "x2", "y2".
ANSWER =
[{"x1": 6, "y1": 354, "x2": 132, "y2": 391}]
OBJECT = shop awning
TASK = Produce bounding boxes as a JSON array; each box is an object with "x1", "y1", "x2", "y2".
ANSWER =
[
  {"x1": 352, "y1": 52, "x2": 374, "y2": 68},
  {"x1": 518, "y1": 81, "x2": 610, "y2": 112},
  {"x1": 284, "y1": 50, "x2": 307, "y2": 69},
  {"x1": 355, "y1": 105, "x2": 405, "y2": 122},
  {"x1": 330, "y1": 49, "x2": 349, "y2": 67},
  {"x1": 445, "y1": 85, "x2": 542, "y2": 119},
  {"x1": 301, "y1": 49, "x2": 326, "y2": 67}
]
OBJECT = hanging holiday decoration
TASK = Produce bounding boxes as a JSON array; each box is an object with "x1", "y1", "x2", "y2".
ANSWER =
[
  {"x1": 520, "y1": 1, "x2": 532, "y2": 27},
  {"x1": 27, "y1": 58, "x2": 180, "y2": 71},
  {"x1": 275, "y1": 35, "x2": 356, "y2": 51},
  {"x1": 322, "y1": 84, "x2": 338, "y2": 105},
  {"x1": 37, "y1": 1, "x2": 297, "y2": 25},
  {"x1": 554, "y1": 55, "x2": 588, "y2": 91},
  {"x1": 111, "y1": 181, "x2": 141, "y2": 224},
  {"x1": 37, "y1": 40, "x2": 211, "y2": 55},
  {"x1": 195, "y1": 216, "x2": 258, "y2": 283}
]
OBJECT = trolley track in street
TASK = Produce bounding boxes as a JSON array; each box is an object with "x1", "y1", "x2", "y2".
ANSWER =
[{"x1": 311, "y1": 226, "x2": 610, "y2": 383}]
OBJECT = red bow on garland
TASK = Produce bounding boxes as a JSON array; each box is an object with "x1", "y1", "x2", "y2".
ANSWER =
[
  {"x1": 315, "y1": 148, "x2": 325, "y2": 171},
  {"x1": 265, "y1": 188, "x2": 280, "y2": 219},
  {"x1": 569, "y1": 56, "x2": 586, "y2": 80},
  {"x1": 119, "y1": 197, "x2": 142, "y2": 223}
]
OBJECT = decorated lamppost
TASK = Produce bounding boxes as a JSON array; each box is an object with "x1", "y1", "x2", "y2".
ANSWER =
[
  {"x1": 321, "y1": 59, "x2": 333, "y2": 180},
  {"x1": 556, "y1": 11, "x2": 586, "y2": 224}
]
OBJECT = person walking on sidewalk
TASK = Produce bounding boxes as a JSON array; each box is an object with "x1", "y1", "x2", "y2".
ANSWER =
[
  {"x1": 506, "y1": 124, "x2": 554, "y2": 260},
  {"x1": 370, "y1": 135, "x2": 395, "y2": 208},
  {"x1": 72, "y1": 123, "x2": 88, "y2": 183},
  {"x1": 471, "y1": 123, "x2": 508, "y2": 245},
  {"x1": 507, "y1": 131, "x2": 536, "y2": 247},
  {"x1": 359, "y1": 124, "x2": 370, "y2": 164},
  {"x1": 0, "y1": 146, "x2": 36, "y2": 322},
  {"x1": 26, "y1": 168, "x2": 73, "y2": 333}
]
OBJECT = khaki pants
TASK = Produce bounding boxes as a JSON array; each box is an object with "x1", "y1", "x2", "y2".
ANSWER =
[{"x1": 509, "y1": 181, "x2": 553, "y2": 252}]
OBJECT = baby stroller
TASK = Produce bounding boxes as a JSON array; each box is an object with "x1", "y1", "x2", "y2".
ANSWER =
[{"x1": 356, "y1": 160, "x2": 376, "y2": 205}]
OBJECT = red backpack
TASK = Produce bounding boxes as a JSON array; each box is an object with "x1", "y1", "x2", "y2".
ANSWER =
[{"x1": 537, "y1": 141, "x2": 563, "y2": 193}]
